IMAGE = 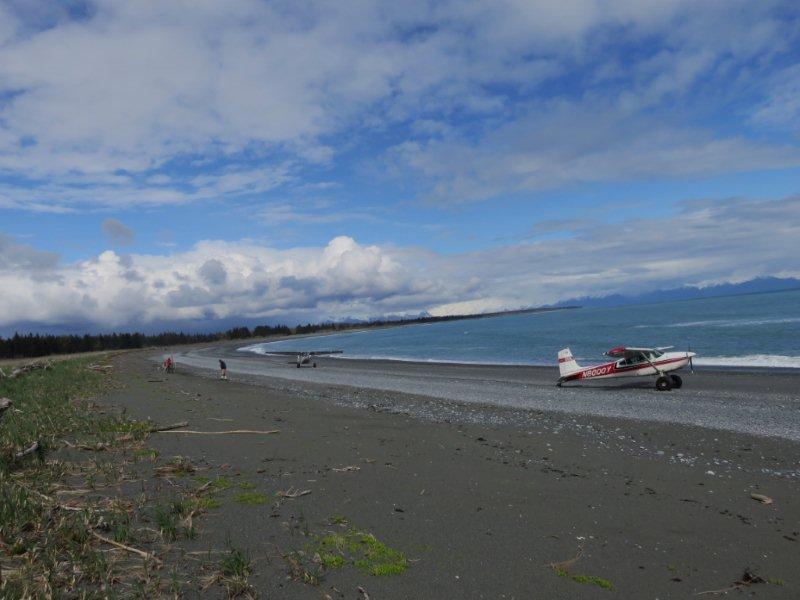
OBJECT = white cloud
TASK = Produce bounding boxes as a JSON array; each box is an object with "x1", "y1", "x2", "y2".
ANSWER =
[
  {"x1": 0, "y1": 1, "x2": 796, "y2": 210},
  {"x1": 385, "y1": 103, "x2": 800, "y2": 204},
  {"x1": 1, "y1": 195, "x2": 798, "y2": 330}
]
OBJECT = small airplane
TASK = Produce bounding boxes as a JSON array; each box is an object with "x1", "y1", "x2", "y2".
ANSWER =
[
  {"x1": 557, "y1": 346, "x2": 696, "y2": 390},
  {"x1": 296, "y1": 352, "x2": 318, "y2": 368},
  {"x1": 251, "y1": 349, "x2": 342, "y2": 368}
]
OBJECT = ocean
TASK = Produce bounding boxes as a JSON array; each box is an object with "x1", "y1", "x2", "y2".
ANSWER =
[{"x1": 241, "y1": 289, "x2": 800, "y2": 368}]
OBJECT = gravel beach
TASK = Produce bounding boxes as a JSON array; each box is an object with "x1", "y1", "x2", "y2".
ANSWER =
[{"x1": 102, "y1": 345, "x2": 800, "y2": 598}]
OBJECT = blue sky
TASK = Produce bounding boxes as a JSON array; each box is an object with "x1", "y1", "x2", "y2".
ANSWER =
[{"x1": 1, "y1": 1, "x2": 799, "y2": 332}]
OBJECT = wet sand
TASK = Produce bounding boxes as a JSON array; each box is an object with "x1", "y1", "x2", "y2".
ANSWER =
[{"x1": 103, "y1": 347, "x2": 800, "y2": 598}]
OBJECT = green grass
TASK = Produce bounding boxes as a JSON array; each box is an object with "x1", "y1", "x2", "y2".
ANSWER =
[
  {"x1": 155, "y1": 503, "x2": 180, "y2": 542},
  {"x1": 195, "y1": 496, "x2": 222, "y2": 510},
  {"x1": 217, "y1": 545, "x2": 255, "y2": 597},
  {"x1": 0, "y1": 356, "x2": 147, "y2": 471},
  {"x1": 196, "y1": 475, "x2": 234, "y2": 491},
  {"x1": 221, "y1": 547, "x2": 251, "y2": 578},
  {"x1": 233, "y1": 491, "x2": 269, "y2": 505},
  {"x1": 556, "y1": 568, "x2": 613, "y2": 590},
  {"x1": 0, "y1": 356, "x2": 193, "y2": 596},
  {"x1": 311, "y1": 527, "x2": 408, "y2": 576}
]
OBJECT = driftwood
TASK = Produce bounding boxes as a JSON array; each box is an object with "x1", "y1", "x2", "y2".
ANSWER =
[
  {"x1": 277, "y1": 487, "x2": 311, "y2": 498},
  {"x1": 750, "y1": 492, "x2": 773, "y2": 505},
  {"x1": 0, "y1": 398, "x2": 11, "y2": 420},
  {"x1": 7, "y1": 361, "x2": 52, "y2": 379},
  {"x1": 87, "y1": 363, "x2": 114, "y2": 372},
  {"x1": 696, "y1": 570, "x2": 766, "y2": 595},
  {"x1": 549, "y1": 544, "x2": 584, "y2": 572},
  {"x1": 147, "y1": 421, "x2": 189, "y2": 432},
  {"x1": 90, "y1": 530, "x2": 162, "y2": 565},
  {"x1": 158, "y1": 429, "x2": 280, "y2": 435},
  {"x1": 14, "y1": 441, "x2": 40, "y2": 461},
  {"x1": 332, "y1": 465, "x2": 361, "y2": 472},
  {"x1": 0, "y1": 367, "x2": 5, "y2": 378}
]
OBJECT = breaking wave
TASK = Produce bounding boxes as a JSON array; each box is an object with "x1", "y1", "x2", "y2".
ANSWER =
[{"x1": 694, "y1": 355, "x2": 800, "y2": 369}]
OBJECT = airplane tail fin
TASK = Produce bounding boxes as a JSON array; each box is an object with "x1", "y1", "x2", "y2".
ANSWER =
[{"x1": 558, "y1": 348, "x2": 581, "y2": 377}]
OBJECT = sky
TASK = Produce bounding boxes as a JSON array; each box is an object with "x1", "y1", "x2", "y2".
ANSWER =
[{"x1": 1, "y1": 0, "x2": 799, "y2": 333}]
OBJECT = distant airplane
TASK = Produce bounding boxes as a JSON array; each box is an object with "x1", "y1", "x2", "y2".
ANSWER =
[{"x1": 557, "y1": 346, "x2": 696, "y2": 390}]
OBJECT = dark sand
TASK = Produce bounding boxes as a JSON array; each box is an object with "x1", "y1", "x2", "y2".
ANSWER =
[{"x1": 102, "y1": 348, "x2": 800, "y2": 598}]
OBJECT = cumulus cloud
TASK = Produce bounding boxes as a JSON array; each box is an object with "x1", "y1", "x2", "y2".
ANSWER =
[
  {"x1": 101, "y1": 218, "x2": 134, "y2": 246},
  {"x1": 1, "y1": 196, "x2": 798, "y2": 331}
]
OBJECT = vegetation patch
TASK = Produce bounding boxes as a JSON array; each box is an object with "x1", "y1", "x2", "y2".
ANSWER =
[
  {"x1": 310, "y1": 527, "x2": 408, "y2": 576},
  {"x1": 0, "y1": 355, "x2": 239, "y2": 597},
  {"x1": 202, "y1": 545, "x2": 256, "y2": 598},
  {"x1": 234, "y1": 491, "x2": 269, "y2": 505},
  {"x1": 556, "y1": 568, "x2": 613, "y2": 590},
  {"x1": 197, "y1": 475, "x2": 233, "y2": 491}
]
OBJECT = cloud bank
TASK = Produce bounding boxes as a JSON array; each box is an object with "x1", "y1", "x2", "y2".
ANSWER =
[{"x1": 2, "y1": 196, "x2": 798, "y2": 331}]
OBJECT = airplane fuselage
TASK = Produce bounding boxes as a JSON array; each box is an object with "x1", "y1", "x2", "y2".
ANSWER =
[{"x1": 559, "y1": 351, "x2": 692, "y2": 383}]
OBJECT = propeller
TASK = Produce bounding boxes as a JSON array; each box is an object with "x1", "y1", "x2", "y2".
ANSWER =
[{"x1": 688, "y1": 343, "x2": 694, "y2": 373}]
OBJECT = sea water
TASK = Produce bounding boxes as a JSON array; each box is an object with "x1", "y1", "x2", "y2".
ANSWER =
[{"x1": 241, "y1": 289, "x2": 800, "y2": 368}]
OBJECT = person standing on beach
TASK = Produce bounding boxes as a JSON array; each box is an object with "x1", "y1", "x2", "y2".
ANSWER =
[{"x1": 219, "y1": 359, "x2": 227, "y2": 380}]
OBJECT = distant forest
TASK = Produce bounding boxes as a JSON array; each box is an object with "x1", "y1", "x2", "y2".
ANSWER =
[{"x1": 0, "y1": 307, "x2": 570, "y2": 359}]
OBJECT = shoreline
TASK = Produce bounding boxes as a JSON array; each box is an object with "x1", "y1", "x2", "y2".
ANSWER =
[
  {"x1": 168, "y1": 340, "x2": 800, "y2": 442},
  {"x1": 242, "y1": 346, "x2": 800, "y2": 374},
  {"x1": 237, "y1": 332, "x2": 800, "y2": 371}
]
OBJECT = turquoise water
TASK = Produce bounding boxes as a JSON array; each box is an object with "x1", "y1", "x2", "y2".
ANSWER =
[{"x1": 242, "y1": 289, "x2": 800, "y2": 368}]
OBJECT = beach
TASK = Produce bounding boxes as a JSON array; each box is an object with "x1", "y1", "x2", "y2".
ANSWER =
[{"x1": 96, "y1": 345, "x2": 800, "y2": 598}]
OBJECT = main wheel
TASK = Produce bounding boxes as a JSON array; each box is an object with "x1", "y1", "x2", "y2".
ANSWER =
[
  {"x1": 296, "y1": 363, "x2": 301, "y2": 368},
  {"x1": 655, "y1": 376, "x2": 672, "y2": 391},
  {"x1": 312, "y1": 362, "x2": 317, "y2": 368},
  {"x1": 670, "y1": 374, "x2": 683, "y2": 389}
]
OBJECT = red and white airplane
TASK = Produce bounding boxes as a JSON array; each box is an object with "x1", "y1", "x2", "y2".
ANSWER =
[{"x1": 557, "y1": 346, "x2": 696, "y2": 390}]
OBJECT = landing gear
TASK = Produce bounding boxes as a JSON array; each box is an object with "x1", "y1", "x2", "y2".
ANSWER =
[
  {"x1": 655, "y1": 376, "x2": 672, "y2": 391},
  {"x1": 312, "y1": 362, "x2": 317, "y2": 368},
  {"x1": 296, "y1": 363, "x2": 301, "y2": 368},
  {"x1": 670, "y1": 374, "x2": 682, "y2": 389}
]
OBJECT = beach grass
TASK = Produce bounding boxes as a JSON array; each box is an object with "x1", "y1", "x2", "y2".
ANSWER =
[
  {"x1": 234, "y1": 491, "x2": 270, "y2": 505},
  {"x1": 556, "y1": 568, "x2": 614, "y2": 590},
  {"x1": 312, "y1": 527, "x2": 408, "y2": 576},
  {"x1": 0, "y1": 355, "x2": 232, "y2": 596}
]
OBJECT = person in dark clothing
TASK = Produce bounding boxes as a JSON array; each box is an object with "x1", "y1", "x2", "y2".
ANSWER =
[{"x1": 219, "y1": 359, "x2": 227, "y2": 380}]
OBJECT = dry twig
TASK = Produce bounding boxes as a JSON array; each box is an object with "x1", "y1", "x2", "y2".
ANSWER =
[
  {"x1": 147, "y1": 420, "x2": 189, "y2": 432},
  {"x1": 696, "y1": 570, "x2": 766, "y2": 595},
  {"x1": 158, "y1": 429, "x2": 280, "y2": 435},
  {"x1": 549, "y1": 544, "x2": 584, "y2": 572},
  {"x1": 277, "y1": 487, "x2": 311, "y2": 498},
  {"x1": 90, "y1": 530, "x2": 162, "y2": 565}
]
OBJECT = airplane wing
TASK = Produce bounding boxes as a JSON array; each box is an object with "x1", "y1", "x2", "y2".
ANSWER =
[{"x1": 604, "y1": 346, "x2": 655, "y2": 358}]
